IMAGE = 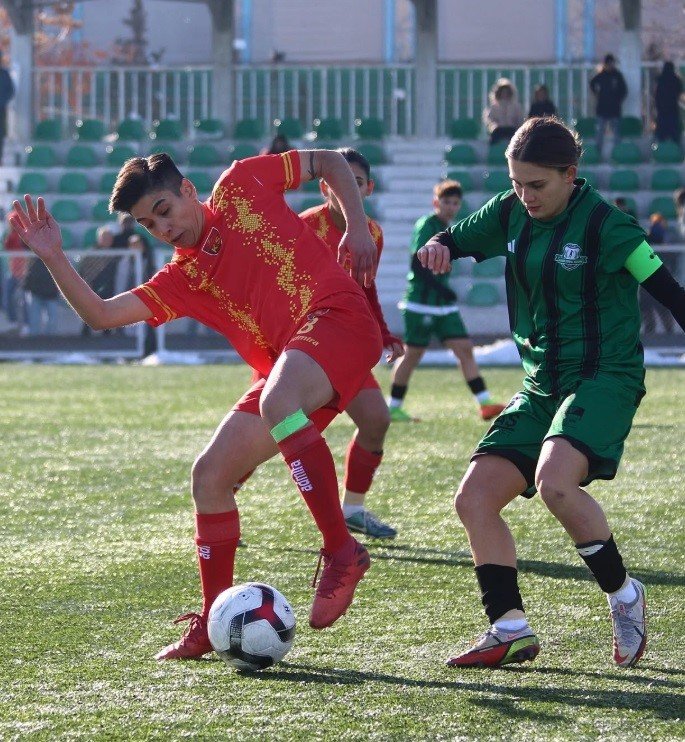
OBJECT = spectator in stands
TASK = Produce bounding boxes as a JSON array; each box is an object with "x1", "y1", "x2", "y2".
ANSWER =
[
  {"x1": 613, "y1": 196, "x2": 637, "y2": 220},
  {"x1": 79, "y1": 225, "x2": 118, "y2": 337},
  {"x1": 527, "y1": 85, "x2": 557, "y2": 119},
  {"x1": 653, "y1": 61, "x2": 684, "y2": 145},
  {"x1": 261, "y1": 133, "x2": 291, "y2": 155},
  {"x1": 482, "y1": 78, "x2": 523, "y2": 146},
  {"x1": 590, "y1": 54, "x2": 628, "y2": 159},
  {"x1": 674, "y1": 188, "x2": 685, "y2": 240},
  {"x1": 639, "y1": 213, "x2": 675, "y2": 335},
  {"x1": 0, "y1": 53, "x2": 15, "y2": 165},
  {"x1": 2, "y1": 218, "x2": 27, "y2": 332},
  {"x1": 23, "y1": 253, "x2": 59, "y2": 336}
]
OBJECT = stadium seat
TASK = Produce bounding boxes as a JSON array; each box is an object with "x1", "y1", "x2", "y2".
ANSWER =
[
  {"x1": 608, "y1": 169, "x2": 640, "y2": 192},
  {"x1": 273, "y1": 117, "x2": 303, "y2": 140},
  {"x1": 579, "y1": 170, "x2": 599, "y2": 188},
  {"x1": 229, "y1": 143, "x2": 259, "y2": 161},
  {"x1": 66, "y1": 144, "x2": 99, "y2": 168},
  {"x1": 354, "y1": 117, "x2": 384, "y2": 140},
  {"x1": 466, "y1": 282, "x2": 500, "y2": 307},
  {"x1": 472, "y1": 257, "x2": 505, "y2": 278},
  {"x1": 188, "y1": 144, "x2": 220, "y2": 166},
  {"x1": 444, "y1": 143, "x2": 477, "y2": 166},
  {"x1": 301, "y1": 178, "x2": 322, "y2": 193},
  {"x1": 650, "y1": 168, "x2": 681, "y2": 191},
  {"x1": 364, "y1": 200, "x2": 380, "y2": 220},
  {"x1": 82, "y1": 225, "x2": 99, "y2": 248},
  {"x1": 574, "y1": 117, "x2": 596, "y2": 138},
  {"x1": 148, "y1": 143, "x2": 180, "y2": 160},
  {"x1": 99, "y1": 171, "x2": 118, "y2": 193},
  {"x1": 106, "y1": 144, "x2": 137, "y2": 166},
  {"x1": 300, "y1": 196, "x2": 324, "y2": 211},
  {"x1": 193, "y1": 118, "x2": 224, "y2": 138},
  {"x1": 486, "y1": 142, "x2": 508, "y2": 166},
  {"x1": 445, "y1": 170, "x2": 474, "y2": 191},
  {"x1": 580, "y1": 143, "x2": 600, "y2": 165},
  {"x1": 449, "y1": 118, "x2": 480, "y2": 140},
  {"x1": 60, "y1": 227, "x2": 75, "y2": 250},
  {"x1": 610, "y1": 142, "x2": 642, "y2": 165},
  {"x1": 92, "y1": 199, "x2": 115, "y2": 221},
  {"x1": 371, "y1": 171, "x2": 383, "y2": 191},
  {"x1": 151, "y1": 118, "x2": 183, "y2": 141},
  {"x1": 33, "y1": 118, "x2": 63, "y2": 142},
  {"x1": 617, "y1": 196, "x2": 639, "y2": 217},
  {"x1": 356, "y1": 142, "x2": 386, "y2": 165},
  {"x1": 648, "y1": 196, "x2": 677, "y2": 220},
  {"x1": 619, "y1": 116, "x2": 643, "y2": 138},
  {"x1": 483, "y1": 170, "x2": 512, "y2": 192},
  {"x1": 313, "y1": 117, "x2": 344, "y2": 141},
  {"x1": 651, "y1": 141, "x2": 684, "y2": 164},
  {"x1": 116, "y1": 118, "x2": 147, "y2": 141},
  {"x1": 25, "y1": 145, "x2": 58, "y2": 168},
  {"x1": 187, "y1": 170, "x2": 214, "y2": 195},
  {"x1": 51, "y1": 199, "x2": 81, "y2": 222},
  {"x1": 58, "y1": 172, "x2": 89, "y2": 194},
  {"x1": 74, "y1": 118, "x2": 106, "y2": 142},
  {"x1": 17, "y1": 172, "x2": 49, "y2": 194},
  {"x1": 233, "y1": 118, "x2": 264, "y2": 140}
]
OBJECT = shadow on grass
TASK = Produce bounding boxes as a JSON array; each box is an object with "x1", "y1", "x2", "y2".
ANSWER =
[
  {"x1": 243, "y1": 662, "x2": 684, "y2": 720},
  {"x1": 275, "y1": 545, "x2": 685, "y2": 586}
]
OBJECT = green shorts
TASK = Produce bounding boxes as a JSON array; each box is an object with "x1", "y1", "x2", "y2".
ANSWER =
[
  {"x1": 473, "y1": 375, "x2": 645, "y2": 496},
  {"x1": 402, "y1": 308, "x2": 468, "y2": 347}
]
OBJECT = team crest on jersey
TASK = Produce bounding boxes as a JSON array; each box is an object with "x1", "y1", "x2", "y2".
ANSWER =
[
  {"x1": 555, "y1": 243, "x2": 588, "y2": 271},
  {"x1": 201, "y1": 227, "x2": 223, "y2": 255}
]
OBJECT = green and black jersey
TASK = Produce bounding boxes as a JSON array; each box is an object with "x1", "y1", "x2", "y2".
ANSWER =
[
  {"x1": 447, "y1": 180, "x2": 647, "y2": 396},
  {"x1": 405, "y1": 213, "x2": 458, "y2": 310}
]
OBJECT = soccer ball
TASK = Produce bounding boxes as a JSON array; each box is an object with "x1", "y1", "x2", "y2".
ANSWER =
[{"x1": 207, "y1": 582, "x2": 296, "y2": 671}]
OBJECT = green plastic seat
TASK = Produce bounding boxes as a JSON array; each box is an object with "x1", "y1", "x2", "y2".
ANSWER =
[
  {"x1": 66, "y1": 145, "x2": 99, "y2": 168},
  {"x1": 580, "y1": 143, "x2": 601, "y2": 165},
  {"x1": 354, "y1": 117, "x2": 384, "y2": 140},
  {"x1": 486, "y1": 142, "x2": 508, "y2": 166},
  {"x1": 99, "y1": 171, "x2": 118, "y2": 193},
  {"x1": 445, "y1": 170, "x2": 474, "y2": 191},
  {"x1": 466, "y1": 282, "x2": 500, "y2": 307},
  {"x1": 300, "y1": 196, "x2": 324, "y2": 211},
  {"x1": 58, "y1": 172, "x2": 89, "y2": 194},
  {"x1": 449, "y1": 118, "x2": 480, "y2": 140},
  {"x1": 579, "y1": 170, "x2": 600, "y2": 189},
  {"x1": 187, "y1": 170, "x2": 214, "y2": 195},
  {"x1": 619, "y1": 116, "x2": 643, "y2": 137},
  {"x1": 472, "y1": 257, "x2": 506, "y2": 278},
  {"x1": 151, "y1": 118, "x2": 183, "y2": 141},
  {"x1": 574, "y1": 117, "x2": 596, "y2": 138},
  {"x1": 301, "y1": 178, "x2": 322, "y2": 193},
  {"x1": 651, "y1": 141, "x2": 684, "y2": 164},
  {"x1": 228, "y1": 143, "x2": 259, "y2": 161},
  {"x1": 648, "y1": 196, "x2": 677, "y2": 220},
  {"x1": 650, "y1": 168, "x2": 681, "y2": 191},
  {"x1": 74, "y1": 118, "x2": 106, "y2": 142},
  {"x1": 233, "y1": 118, "x2": 264, "y2": 140},
  {"x1": 116, "y1": 118, "x2": 147, "y2": 141},
  {"x1": 148, "y1": 144, "x2": 179, "y2": 161},
  {"x1": 608, "y1": 169, "x2": 640, "y2": 191},
  {"x1": 82, "y1": 225, "x2": 100, "y2": 248},
  {"x1": 364, "y1": 200, "x2": 379, "y2": 220},
  {"x1": 483, "y1": 170, "x2": 512, "y2": 192},
  {"x1": 92, "y1": 199, "x2": 115, "y2": 221},
  {"x1": 188, "y1": 144, "x2": 220, "y2": 167},
  {"x1": 356, "y1": 142, "x2": 386, "y2": 165},
  {"x1": 610, "y1": 142, "x2": 642, "y2": 165},
  {"x1": 313, "y1": 117, "x2": 344, "y2": 141},
  {"x1": 106, "y1": 144, "x2": 137, "y2": 167},
  {"x1": 33, "y1": 118, "x2": 63, "y2": 142},
  {"x1": 193, "y1": 118, "x2": 224, "y2": 138},
  {"x1": 17, "y1": 172, "x2": 49, "y2": 194},
  {"x1": 445, "y1": 143, "x2": 477, "y2": 166},
  {"x1": 51, "y1": 199, "x2": 81, "y2": 222},
  {"x1": 274, "y1": 117, "x2": 303, "y2": 139},
  {"x1": 25, "y1": 145, "x2": 58, "y2": 168},
  {"x1": 615, "y1": 196, "x2": 638, "y2": 217},
  {"x1": 60, "y1": 227, "x2": 75, "y2": 250}
]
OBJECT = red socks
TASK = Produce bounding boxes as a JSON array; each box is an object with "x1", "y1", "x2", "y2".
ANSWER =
[
  {"x1": 344, "y1": 439, "x2": 383, "y2": 494},
  {"x1": 195, "y1": 509, "x2": 241, "y2": 618},
  {"x1": 277, "y1": 424, "x2": 350, "y2": 553}
]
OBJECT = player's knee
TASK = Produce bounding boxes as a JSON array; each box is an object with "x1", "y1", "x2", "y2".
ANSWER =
[
  {"x1": 536, "y1": 473, "x2": 566, "y2": 510},
  {"x1": 362, "y1": 407, "x2": 391, "y2": 441},
  {"x1": 191, "y1": 451, "x2": 228, "y2": 505},
  {"x1": 454, "y1": 481, "x2": 481, "y2": 524}
]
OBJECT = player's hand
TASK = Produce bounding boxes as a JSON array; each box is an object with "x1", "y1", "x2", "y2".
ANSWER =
[
  {"x1": 417, "y1": 242, "x2": 452, "y2": 274},
  {"x1": 383, "y1": 336, "x2": 405, "y2": 363},
  {"x1": 10, "y1": 196, "x2": 64, "y2": 262},
  {"x1": 338, "y1": 228, "x2": 377, "y2": 287}
]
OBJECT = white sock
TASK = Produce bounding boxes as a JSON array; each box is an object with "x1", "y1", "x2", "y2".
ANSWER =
[
  {"x1": 342, "y1": 503, "x2": 364, "y2": 518},
  {"x1": 493, "y1": 618, "x2": 529, "y2": 633},
  {"x1": 388, "y1": 397, "x2": 402, "y2": 408},
  {"x1": 608, "y1": 576, "x2": 637, "y2": 603},
  {"x1": 475, "y1": 390, "x2": 491, "y2": 405}
]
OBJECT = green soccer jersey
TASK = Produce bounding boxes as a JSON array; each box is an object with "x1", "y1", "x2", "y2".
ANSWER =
[
  {"x1": 405, "y1": 213, "x2": 457, "y2": 307},
  {"x1": 447, "y1": 180, "x2": 647, "y2": 396}
]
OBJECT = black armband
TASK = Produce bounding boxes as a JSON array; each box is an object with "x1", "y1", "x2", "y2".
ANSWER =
[
  {"x1": 426, "y1": 230, "x2": 460, "y2": 260},
  {"x1": 641, "y1": 265, "x2": 685, "y2": 333}
]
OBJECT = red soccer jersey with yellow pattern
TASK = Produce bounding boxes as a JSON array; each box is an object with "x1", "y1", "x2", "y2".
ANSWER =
[
  {"x1": 299, "y1": 202, "x2": 392, "y2": 342},
  {"x1": 132, "y1": 151, "x2": 366, "y2": 375}
]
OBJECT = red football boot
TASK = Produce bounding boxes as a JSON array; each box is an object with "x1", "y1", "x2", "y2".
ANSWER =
[
  {"x1": 480, "y1": 403, "x2": 506, "y2": 421},
  {"x1": 155, "y1": 613, "x2": 213, "y2": 661}
]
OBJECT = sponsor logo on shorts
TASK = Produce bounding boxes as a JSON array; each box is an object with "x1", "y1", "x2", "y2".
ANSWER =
[
  {"x1": 567, "y1": 405, "x2": 585, "y2": 423},
  {"x1": 290, "y1": 459, "x2": 313, "y2": 492},
  {"x1": 198, "y1": 545, "x2": 211, "y2": 560},
  {"x1": 555, "y1": 243, "x2": 588, "y2": 271},
  {"x1": 493, "y1": 414, "x2": 517, "y2": 432}
]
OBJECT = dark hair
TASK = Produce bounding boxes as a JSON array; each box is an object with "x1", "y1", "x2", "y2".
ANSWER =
[
  {"x1": 505, "y1": 116, "x2": 582, "y2": 170},
  {"x1": 604, "y1": 53, "x2": 616, "y2": 65},
  {"x1": 336, "y1": 147, "x2": 371, "y2": 180},
  {"x1": 109, "y1": 153, "x2": 184, "y2": 214},
  {"x1": 674, "y1": 187, "x2": 685, "y2": 208},
  {"x1": 434, "y1": 179, "x2": 463, "y2": 200}
]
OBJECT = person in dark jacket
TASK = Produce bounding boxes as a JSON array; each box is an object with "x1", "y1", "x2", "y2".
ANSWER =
[
  {"x1": 590, "y1": 54, "x2": 627, "y2": 158},
  {"x1": 23, "y1": 255, "x2": 59, "y2": 335},
  {"x1": 0, "y1": 53, "x2": 15, "y2": 164},
  {"x1": 527, "y1": 85, "x2": 557, "y2": 118},
  {"x1": 653, "y1": 61, "x2": 683, "y2": 144}
]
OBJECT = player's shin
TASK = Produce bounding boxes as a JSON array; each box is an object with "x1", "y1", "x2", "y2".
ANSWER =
[
  {"x1": 343, "y1": 438, "x2": 382, "y2": 500},
  {"x1": 195, "y1": 509, "x2": 241, "y2": 618}
]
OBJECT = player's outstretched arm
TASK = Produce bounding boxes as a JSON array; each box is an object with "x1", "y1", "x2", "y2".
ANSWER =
[
  {"x1": 10, "y1": 195, "x2": 153, "y2": 330},
  {"x1": 297, "y1": 149, "x2": 377, "y2": 287}
]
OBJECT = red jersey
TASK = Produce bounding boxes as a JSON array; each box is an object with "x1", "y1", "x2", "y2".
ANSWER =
[
  {"x1": 299, "y1": 202, "x2": 392, "y2": 343},
  {"x1": 132, "y1": 151, "x2": 367, "y2": 375}
]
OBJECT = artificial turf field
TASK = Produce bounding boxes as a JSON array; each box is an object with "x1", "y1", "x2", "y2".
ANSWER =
[{"x1": 1, "y1": 364, "x2": 683, "y2": 741}]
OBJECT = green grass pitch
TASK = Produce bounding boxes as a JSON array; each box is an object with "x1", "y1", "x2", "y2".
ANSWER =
[{"x1": 0, "y1": 364, "x2": 683, "y2": 740}]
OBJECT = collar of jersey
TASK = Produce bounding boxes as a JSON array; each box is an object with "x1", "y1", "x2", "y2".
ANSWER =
[{"x1": 528, "y1": 178, "x2": 589, "y2": 230}]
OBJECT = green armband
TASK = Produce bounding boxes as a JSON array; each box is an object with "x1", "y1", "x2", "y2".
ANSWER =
[
  {"x1": 270, "y1": 408, "x2": 309, "y2": 443},
  {"x1": 624, "y1": 240, "x2": 663, "y2": 283}
]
